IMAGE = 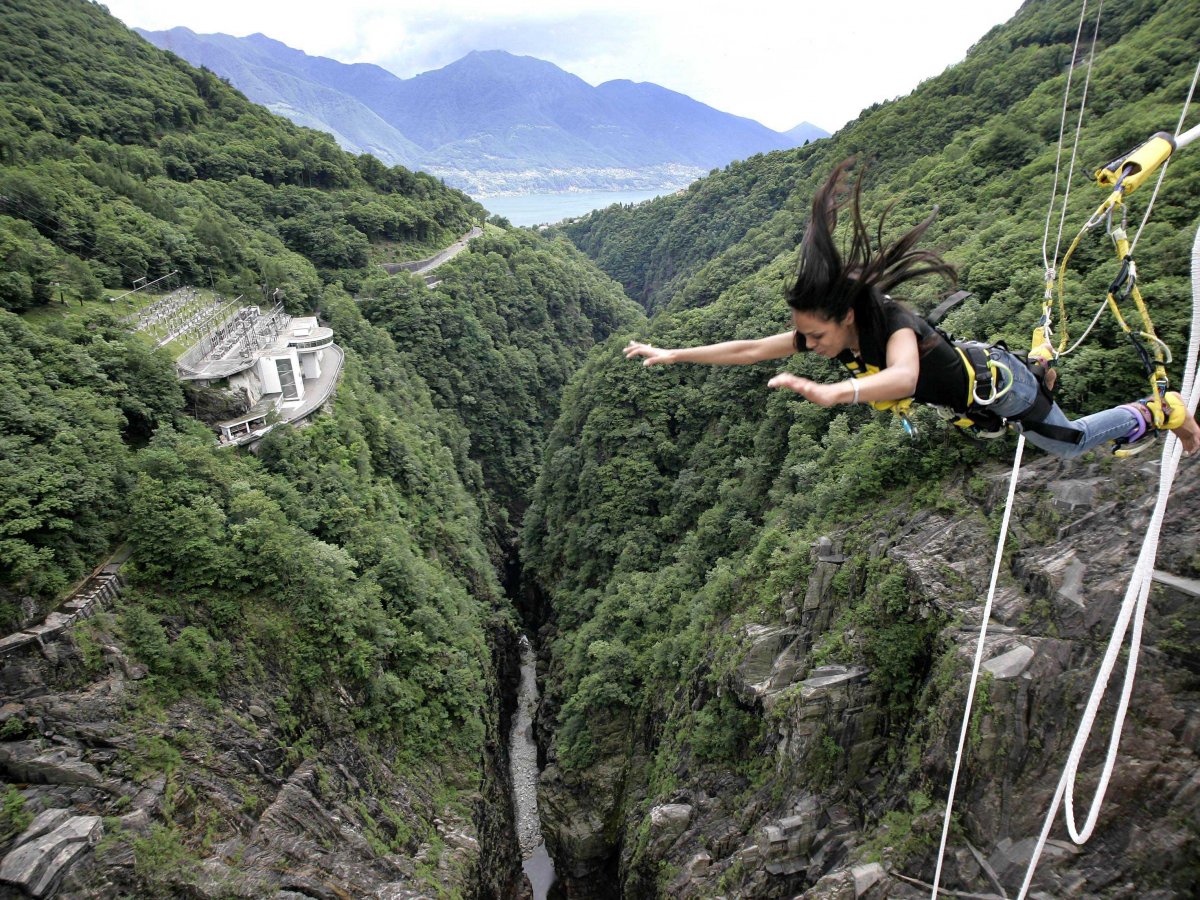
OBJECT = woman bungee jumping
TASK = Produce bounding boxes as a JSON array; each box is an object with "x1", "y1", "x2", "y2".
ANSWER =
[{"x1": 624, "y1": 158, "x2": 1200, "y2": 458}]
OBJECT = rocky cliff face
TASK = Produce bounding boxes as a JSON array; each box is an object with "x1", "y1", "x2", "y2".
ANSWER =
[
  {"x1": 0, "y1": 607, "x2": 524, "y2": 898},
  {"x1": 537, "y1": 453, "x2": 1200, "y2": 897}
]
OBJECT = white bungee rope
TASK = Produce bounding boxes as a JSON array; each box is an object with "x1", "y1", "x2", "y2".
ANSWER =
[
  {"x1": 1015, "y1": 210, "x2": 1200, "y2": 900},
  {"x1": 1042, "y1": 0, "x2": 1102, "y2": 279},
  {"x1": 931, "y1": 21, "x2": 1090, "y2": 899},
  {"x1": 929, "y1": 8, "x2": 1101, "y2": 895},
  {"x1": 928, "y1": 435, "x2": 1025, "y2": 899}
]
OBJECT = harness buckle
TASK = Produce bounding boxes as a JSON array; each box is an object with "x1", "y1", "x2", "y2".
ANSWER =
[{"x1": 958, "y1": 342, "x2": 1008, "y2": 407}]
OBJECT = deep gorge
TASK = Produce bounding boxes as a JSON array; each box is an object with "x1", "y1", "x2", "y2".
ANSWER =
[{"x1": 2, "y1": 0, "x2": 1200, "y2": 896}]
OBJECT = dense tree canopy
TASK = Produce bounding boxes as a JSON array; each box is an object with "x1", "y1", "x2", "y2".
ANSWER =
[
  {"x1": 0, "y1": 0, "x2": 485, "y2": 310},
  {"x1": 0, "y1": 311, "x2": 180, "y2": 599},
  {"x1": 361, "y1": 228, "x2": 643, "y2": 536}
]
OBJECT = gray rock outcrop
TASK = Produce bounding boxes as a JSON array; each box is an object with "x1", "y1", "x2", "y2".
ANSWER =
[
  {"x1": 731, "y1": 624, "x2": 805, "y2": 704},
  {"x1": 0, "y1": 601, "x2": 523, "y2": 898},
  {"x1": 0, "y1": 813, "x2": 103, "y2": 897},
  {"x1": 648, "y1": 803, "x2": 693, "y2": 855},
  {"x1": 539, "y1": 455, "x2": 1200, "y2": 897},
  {"x1": 0, "y1": 742, "x2": 102, "y2": 786}
]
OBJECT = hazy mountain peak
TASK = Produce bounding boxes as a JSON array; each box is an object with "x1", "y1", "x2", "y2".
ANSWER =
[
  {"x1": 136, "y1": 28, "x2": 825, "y2": 194},
  {"x1": 784, "y1": 120, "x2": 829, "y2": 143},
  {"x1": 242, "y1": 32, "x2": 295, "y2": 52},
  {"x1": 429, "y1": 48, "x2": 592, "y2": 87}
]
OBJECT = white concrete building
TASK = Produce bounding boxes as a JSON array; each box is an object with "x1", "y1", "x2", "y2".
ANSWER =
[
  {"x1": 176, "y1": 308, "x2": 342, "y2": 445},
  {"x1": 230, "y1": 316, "x2": 334, "y2": 405}
]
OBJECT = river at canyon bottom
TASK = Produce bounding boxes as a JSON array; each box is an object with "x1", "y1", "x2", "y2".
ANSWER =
[{"x1": 509, "y1": 634, "x2": 558, "y2": 899}]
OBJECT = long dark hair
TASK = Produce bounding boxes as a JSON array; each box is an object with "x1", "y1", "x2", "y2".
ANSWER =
[{"x1": 785, "y1": 158, "x2": 957, "y2": 349}]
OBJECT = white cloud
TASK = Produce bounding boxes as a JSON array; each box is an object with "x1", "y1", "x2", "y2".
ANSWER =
[{"x1": 104, "y1": 0, "x2": 1025, "y2": 132}]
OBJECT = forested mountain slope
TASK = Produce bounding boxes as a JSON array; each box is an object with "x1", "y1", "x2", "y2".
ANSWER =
[
  {"x1": 0, "y1": 0, "x2": 483, "y2": 311},
  {"x1": 359, "y1": 230, "x2": 642, "y2": 538},
  {"x1": 527, "y1": 0, "x2": 1200, "y2": 895},
  {"x1": 133, "y1": 27, "x2": 427, "y2": 169},
  {"x1": 0, "y1": 0, "x2": 639, "y2": 895},
  {"x1": 1, "y1": 297, "x2": 528, "y2": 896}
]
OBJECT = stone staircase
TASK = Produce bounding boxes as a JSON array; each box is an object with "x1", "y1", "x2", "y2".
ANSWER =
[{"x1": 0, "y1": 560, "x2": 126, "y2": 660}]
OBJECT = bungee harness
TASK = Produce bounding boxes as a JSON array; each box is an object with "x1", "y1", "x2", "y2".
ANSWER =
[
  {"x1": 833, "y1": 291, "x2": 1085, "y2": 445},
  {"x1": 941, "y1": 339, "x2": 1081, "y2": 442}
]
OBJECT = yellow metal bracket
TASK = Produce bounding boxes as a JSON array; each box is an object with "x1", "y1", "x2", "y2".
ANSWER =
[
  {"x1": 1095, "y1": 131, "x2": 1176, "y2": 197},
  {"x1": 1034, "y1": 129, "x2": 1181, "y2": 430}
]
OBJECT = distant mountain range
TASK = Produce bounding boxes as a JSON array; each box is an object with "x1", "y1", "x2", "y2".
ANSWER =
[{"x1": 135, "y1": 28, "x2": 828, "y2": 195}]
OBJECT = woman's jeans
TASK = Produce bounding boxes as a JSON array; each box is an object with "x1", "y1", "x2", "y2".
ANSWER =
[{"x1": 984, "y1": 347, "x2": 1139, "y2": 459}]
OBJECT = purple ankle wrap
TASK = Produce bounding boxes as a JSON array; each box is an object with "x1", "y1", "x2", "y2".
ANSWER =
[{"x1": 1120, "y1": 403, "x2": 1150, "y2": 442}]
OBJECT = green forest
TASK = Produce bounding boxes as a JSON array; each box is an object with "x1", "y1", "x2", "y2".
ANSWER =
[
  {"x1": 358, "y1": 229, "x2": 641, "y2": 543},
  {"x1": 1, "y1": 0, "x2": 1199, "y2": 895},
  {"x1": 0, "y1": 0, "x2": 482, "y2": 312}
]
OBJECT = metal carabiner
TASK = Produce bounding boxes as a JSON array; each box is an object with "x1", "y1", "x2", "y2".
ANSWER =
[{"x1": 972, "y1": 360, "x2": 1013, "y2": 407}]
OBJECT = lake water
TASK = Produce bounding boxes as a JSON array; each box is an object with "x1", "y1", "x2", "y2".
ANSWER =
[{"x1": 479, "y1": 188, "x2": 676, "y2": 227}]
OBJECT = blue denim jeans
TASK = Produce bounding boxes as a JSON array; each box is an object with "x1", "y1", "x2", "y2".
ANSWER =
[{"x1": 984, "y1": 347, "x2": 1139, "y2": 459}]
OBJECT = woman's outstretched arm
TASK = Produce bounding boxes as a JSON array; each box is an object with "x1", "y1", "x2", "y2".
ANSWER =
[{"x1": 624, "y1": 331, "x2": 797, "y2": 367}]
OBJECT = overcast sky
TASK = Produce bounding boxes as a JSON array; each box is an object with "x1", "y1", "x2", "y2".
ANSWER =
[{"x1": 102, "y1": 0, "x2": 1026, "y2": 133}]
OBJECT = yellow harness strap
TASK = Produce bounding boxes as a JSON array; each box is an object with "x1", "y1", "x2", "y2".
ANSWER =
[
  {"x1": 949, "y1": 346, "x2": 981, "y2": 430},
  {"x1": 837, "y1": 354, "x2": 919, "y2": 437},
  {"x1": 1104, "y1": 230, "x2": 1172, "y2": 426},
  {"x1": 838, "y1": 356, "x2": 913, "y2": 415}
]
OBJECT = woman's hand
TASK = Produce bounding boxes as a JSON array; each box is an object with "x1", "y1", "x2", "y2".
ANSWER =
[
  {"x1": 767, "y1": 373, "x2": 847, "y2": 407},
  {"x1": 625, "y1": 341, "x2": 675, "y2": 367}
]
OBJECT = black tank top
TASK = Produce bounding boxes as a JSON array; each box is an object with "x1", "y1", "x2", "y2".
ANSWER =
[{"x1": 794, "y1": 301, "x2": 969, "y2": 410}]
